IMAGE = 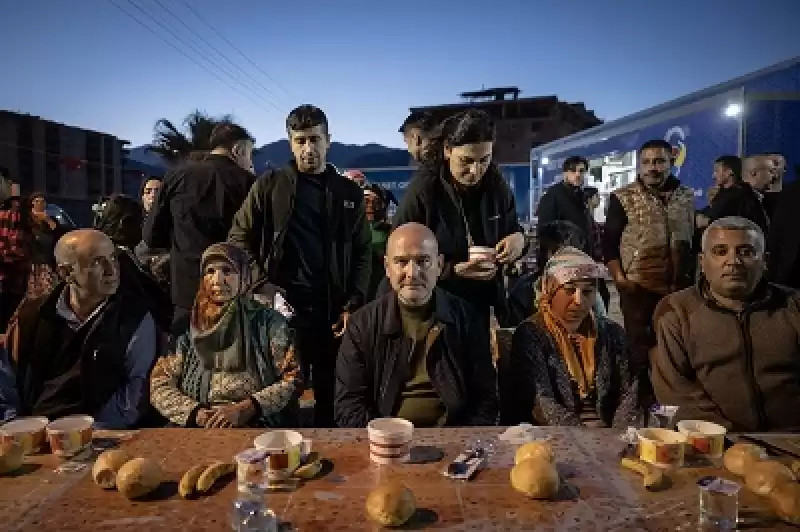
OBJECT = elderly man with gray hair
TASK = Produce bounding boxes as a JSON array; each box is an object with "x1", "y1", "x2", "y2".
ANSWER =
[
  {"x1": 0, "y1": 229, "x2": 158, "y2": 428},
  {"x1": 651, "y1": 216, "x2": 800, "y2": 432}
]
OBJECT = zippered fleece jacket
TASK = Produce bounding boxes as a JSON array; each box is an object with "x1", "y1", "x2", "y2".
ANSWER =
[{"x1": 651, "y1": 280, "x2": 800, "y2": 432}]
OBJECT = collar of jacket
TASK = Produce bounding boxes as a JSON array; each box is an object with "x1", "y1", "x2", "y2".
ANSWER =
[
  {"x1": 37, "y1": 281, "x2": 119, "y2": 323},
  {"x1": 635, "y1": 174, "x2": 682, "y2": 194},
  {"x1": 284, "y1": 160, "x2": 341, "y2": 180},
  {"x1": 381, "y1": 288, "x2": 457, "y2": 336},
  {"x1": 695, "y1": 274, "x2": 783, "y2": 314},
  {"x1": 436, "y1": 163, "x2": 504, "y2": 191}
]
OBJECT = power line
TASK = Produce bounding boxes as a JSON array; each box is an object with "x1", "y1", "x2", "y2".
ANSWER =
[
  {"x1": 178, "y1": 0, "x2": 295, "y2": 102},
  {"x1": 119, "y1": 0, "x2": 282, "y2": 114},
  {"x1": 149, "y1": 0, "x2": 288, "y2": 107},
  {"x1": 107, "y1": 0, "x2": 279, "y2": 116}
]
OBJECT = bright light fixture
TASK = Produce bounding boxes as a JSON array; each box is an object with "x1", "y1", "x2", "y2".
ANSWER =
[
  {"x1": 724, "y1": 103, "x2": 742, "y2": 117},
  {"x1": 541, "y1": 156, "x2": 550, "y2": 165}
]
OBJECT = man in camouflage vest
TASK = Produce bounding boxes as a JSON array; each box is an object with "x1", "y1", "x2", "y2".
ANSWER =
[{"x1": 603, "y1": 139, "x2": 695, "y2": 394}]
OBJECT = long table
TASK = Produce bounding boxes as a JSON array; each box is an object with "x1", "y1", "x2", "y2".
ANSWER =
[{"x1": 2, "y1": 427, "x2": 794, "y2": 530}]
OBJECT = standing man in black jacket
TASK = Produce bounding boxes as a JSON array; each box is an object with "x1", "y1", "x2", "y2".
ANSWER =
[
  {"x1": 536, "y1": 156, "x2": 593, "y2": 253},
  {"x1": 703, "y1": 155, "x2": 769, "y2": 234},
  {"x1": 143, "y1": 122, "x2": 256, "y2": 334},
  {"x1": 227, "y1": 105, "x2": 371, "y2": 427}
]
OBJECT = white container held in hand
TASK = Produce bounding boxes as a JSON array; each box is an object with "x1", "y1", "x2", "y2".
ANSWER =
[
  {"x1": 468, "y1": 246, "x2": 497, "y2": 272},
  {"x1": 368, "y1": 418, "x2": 413, "y2": 465}
]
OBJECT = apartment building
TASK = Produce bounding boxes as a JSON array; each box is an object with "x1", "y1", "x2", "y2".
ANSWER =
[
  {"x1": 410, "y1": 87, "x2": 602, "y2": 164},
  {"x1": 0, "y1": 111, "x2": 129, "y2": 217}
]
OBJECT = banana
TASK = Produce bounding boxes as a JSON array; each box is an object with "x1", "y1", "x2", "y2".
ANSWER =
[
  {"x1": 196, "y1": 461, "x2": 235, "y2": 494},
  {"x1": 294, "y1": 452, "x2": 322, "y2": 479},
  {"x1": 178, "y1": 464, "x2": 207, "y2": 499}
]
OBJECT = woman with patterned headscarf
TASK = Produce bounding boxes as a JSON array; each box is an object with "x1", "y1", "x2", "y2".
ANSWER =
[
  {"x1": 499, "y1": 247, "x2": 640, "y2": 427},
  {"x1": 150, "y1": 243, "x2": 301, "y2": 428}
]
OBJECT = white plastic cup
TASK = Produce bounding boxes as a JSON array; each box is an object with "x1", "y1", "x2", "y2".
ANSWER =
[
  {"x1": 367, "y1": 418, "x2": 413, "y2": 465},
  {"x1": 253, "y1": 430, "x2": 312, "y2": 481}
]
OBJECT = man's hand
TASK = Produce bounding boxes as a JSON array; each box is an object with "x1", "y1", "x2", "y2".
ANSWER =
[
  {"x1": 32, "y1": 211, "x2": 56, "y2": 230},
  {"x1": 332, "y1": 311, "x2": 350, "y2": 338},
  {"x1": 614, "y1": 272, "x2": 637, "y2": 293},
  {"x1": 205, "y1": 400, "x2": 257, "y2": 428},
  {"x1": 150, "y1": 254, "x2": 170, "y2": 282},
  {"x1": 495, "y1": 232, "x2": 526, "y2": 264},
  {"x1": 454, "y1": 259, "x2": 497, "y2": 280}
]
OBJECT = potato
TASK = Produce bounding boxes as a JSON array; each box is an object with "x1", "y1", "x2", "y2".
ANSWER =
[
  {"x1": 365, "y1": 482, "x2": 416, "y2": 527},
  {"x1": 770, "y1": 481, "x2": 800, "y2": 526},
  {"x1": 115, "y1": 457, "x2": 162, "y2": 500},
  {"x1": 514, "y1": 441, "x2": 555, "y2": 465},
  {"x1": 510, "y1": 458, "x2": 560, "y2": 499},
  {"x1": 745, "y1": 460, "x2": 796, "y2": 496},
  {"x1": 92, "y1": 449, "x2": 132, "y2": 489},
  {"x1": 723, "y1": 443, "x2": 766, "y2": 477},
  {"x1": 0, "y1": 440, "x2": 24, "y2": 475}
]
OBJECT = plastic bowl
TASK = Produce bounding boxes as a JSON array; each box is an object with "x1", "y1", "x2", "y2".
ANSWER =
[
  {"x1": 46, "y1": 415, "x2": 93, "y2": 457},
  {"x1": 0, "y1": 417, "x2": 49, "y2": 454}
]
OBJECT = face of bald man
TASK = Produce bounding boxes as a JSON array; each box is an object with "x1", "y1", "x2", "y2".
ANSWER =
[
  {"x1": 385, "y1": 224, "x2": 443, "y2": 307},
  {"x1": 57, "y1": 231, "x2": 120, "y2": 299}
]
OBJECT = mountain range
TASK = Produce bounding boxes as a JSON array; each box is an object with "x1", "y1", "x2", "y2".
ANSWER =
[{"x1": 126, "y1": 140, "x2": 411, "y2": 174}]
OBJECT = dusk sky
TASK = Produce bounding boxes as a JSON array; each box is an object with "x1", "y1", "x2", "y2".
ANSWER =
[{"x1": 2, "y1": 0, "x2": 799, "y2": 149}]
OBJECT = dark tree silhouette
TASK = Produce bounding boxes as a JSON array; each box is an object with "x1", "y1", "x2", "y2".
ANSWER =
[{"x1": 146, "y1": 110, "x2": 232, "y2": 165}]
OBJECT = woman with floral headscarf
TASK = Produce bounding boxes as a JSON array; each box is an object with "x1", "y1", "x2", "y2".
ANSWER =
[
  {"x1": 499, "y1": 247, "x2": 640, "y2": 427},
  {"x1": 150, "y1": 243, "x2": 301, "y2": 428}
]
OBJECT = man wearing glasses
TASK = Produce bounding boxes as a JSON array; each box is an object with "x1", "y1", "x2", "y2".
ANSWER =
[
  {"x1": 536, "y1": 156, "x2": 594, "y2": 255},
  {"x1": 603, "y1": 139, "x2": 695, "y2": 398}
]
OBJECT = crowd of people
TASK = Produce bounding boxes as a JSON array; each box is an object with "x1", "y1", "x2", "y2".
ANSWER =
[{"x1": 0, "y1": 103, "x2": 797, "y2": 434}]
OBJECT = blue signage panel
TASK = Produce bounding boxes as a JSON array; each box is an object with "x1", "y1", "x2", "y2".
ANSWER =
[
  {"x1": 745, "y1": 99, "x2": 800, "y2": 186},
  {"x1": 536, "y1": 102, "x2": 741, "y2": 207}
]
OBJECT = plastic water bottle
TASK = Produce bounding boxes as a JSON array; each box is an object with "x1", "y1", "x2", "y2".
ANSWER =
[{"x1": 231, "y1": 492, "x2": 278, "y2": 532}]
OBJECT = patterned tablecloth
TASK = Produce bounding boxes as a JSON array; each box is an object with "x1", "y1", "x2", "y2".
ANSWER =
[{"x1": 1, "y1": 427, "x2": 793, "y2": 531}]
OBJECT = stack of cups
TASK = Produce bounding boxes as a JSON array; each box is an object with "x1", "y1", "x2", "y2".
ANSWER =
[{"x1": 367, "y1": 418, "x2": 413, "y2": 465}]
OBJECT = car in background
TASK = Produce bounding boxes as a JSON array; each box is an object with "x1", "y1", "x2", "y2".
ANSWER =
[{"x1": 46, "y1": 204, "x2": 77, "y2": 230}]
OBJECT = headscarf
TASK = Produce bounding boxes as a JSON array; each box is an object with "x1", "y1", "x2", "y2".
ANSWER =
[
  {"x1": 190, "y1": 243, "x2": 256, "y2": 372},
  {"x1": 531, "y1": 247, "x2": 610, "y2": 398}
]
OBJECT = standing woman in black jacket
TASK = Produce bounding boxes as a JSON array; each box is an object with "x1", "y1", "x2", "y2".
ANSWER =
[{"x1": 393, "y1": 109, "x2": 526, "y2": 324}]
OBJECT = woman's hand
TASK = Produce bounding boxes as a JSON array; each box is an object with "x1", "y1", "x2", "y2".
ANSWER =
[
  {"x1": 495, "y1": 232, "x2": 526, "y2": 264},
  {"x1": 195, "y1": 408, "x2": 213, "y2": 427},
  {"x1": 33, "y1": 211, "x2": 56, "y2": 230},
  {"x1": 205, "y1": 400, "x2": 257, "y2": 428},
  {"x1": 454, "y1": 259, "x2": 497, "y2": 280}
]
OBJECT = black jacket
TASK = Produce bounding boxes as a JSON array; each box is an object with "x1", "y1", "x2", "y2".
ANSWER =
[
  {"x1": 142, "y1": 154, "x2": 254, "y2": 311},
  {"x1": 536, "y1": 181, "x2": 593, "y2": 253},
  {"x1": 706, "y1": 182, "x2": 769, "y2": 234},
  {"x1": 768, "y1": 180, "x2": 800, "y2": 289},
  {"x1": 392, "y1": 164, "x2": 522, "y2": 313},
  {"x1": 227, "y1": 162, "x2": 371, "y2": 320},
  {"x1": 334, "y1": 289, "x2": 498, "y2": 428},
  {"x1": 9, "y1": 283, "x2": 149, "y2": 420}
]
